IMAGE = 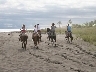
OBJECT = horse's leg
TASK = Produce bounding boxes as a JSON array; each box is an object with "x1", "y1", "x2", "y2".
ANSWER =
[
  {"x1": 54, "y1": 36, "x2": 56, "y2": 42},
  {"x1": 67, "y1": 37, "x2": 70, "y2": 43},
  {"x1": 54, "y1": 36, "x2": 56, "y2": 46},
  {"x1": 70, "y1": 36, "x2": 73, "y2": 42},
  {"x1": 70, "y1": 33, "x2": 73, "y2": 42},
  {"x1": 26, "y1": 39, "x2": 27, "y2": 44},
  {"x1": 51, "y1": 36, "x2": 53, "y2": 42},
  {"x1": 22, "y1": 42, "x2": 23, "y2": 48},
  {"x1": 34, "y1": 36, "x2": 39, "y2": 49},
  {"x1": 40, "y1": 34, "x2": 41, "y2": 41},
  {"x1": 34, "y1": 37, "x2": 37, "y2": 47},
  {"x1": 48, "y1": 35, "x2": 50, "y2": 41},
  {"x1": 37, "y1": 36, "x2": 39, "y2": 44},
  {"x1": 25, "y1": 37, "x2": 27, "y2": 45},
  {"x1": 39, "y1": 36, "x2": 41, "y2": 41},
  {"x1": 24, "y1": 43, "x2": 26, "y2": 50},
  {"x1": 22, "y1": 42, "x2": 24, "y2": 48}
]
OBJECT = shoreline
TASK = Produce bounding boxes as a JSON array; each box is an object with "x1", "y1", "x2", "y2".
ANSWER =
[{"x1": 0, "y1": 29, "x2": 33, "y2": 32}]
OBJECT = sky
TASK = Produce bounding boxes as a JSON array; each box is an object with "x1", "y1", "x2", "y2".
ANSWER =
[{"x1": 0, "y1": 0, "x2": 96, "y2": 29}]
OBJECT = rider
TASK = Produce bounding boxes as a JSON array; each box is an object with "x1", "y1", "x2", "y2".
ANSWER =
[
  {"x1": 19, "y1": 24, "x2": 27, "y2": 41},
  {"x1": 32, "y1": 25, "x2": 37, "y2": 39},
  {"x1": 50, "y1": 23, "x2": 56, "y2": 42},
  {"x1": 37, "y1": 24, "x2": 40, "y2": 32},
  {"x1": 37, "y1": 24, "x2": 41, "y2": 35},
  {"x1": 65, "y1": 24, "x2": 72, "y2": 38},
  {"x1": 67, "y1": 24, "x2": 71, "y2": 32},
  {"x1": 51, "y1": 23, "x2": 56, "y2": 36},
  {"x1": 21, "y1": 24, "x2": 26, "y2": 34},
  {"x1": 37, "y1": 24, "x2": 42, "y2": 41}
]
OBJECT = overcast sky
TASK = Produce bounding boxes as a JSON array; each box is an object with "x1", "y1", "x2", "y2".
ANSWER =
[{"x1": 0, "y1": 0, "x2": 96, "y2": 29}]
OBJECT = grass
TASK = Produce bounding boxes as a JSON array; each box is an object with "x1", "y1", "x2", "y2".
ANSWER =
[{"x1": 72, "y1": 26, "x2": 96, "y2": 46}]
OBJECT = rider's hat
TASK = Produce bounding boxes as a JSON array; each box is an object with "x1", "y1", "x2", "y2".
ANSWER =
[{"x1": 52, "y1": 23, "x2": 55, "y2": 25}]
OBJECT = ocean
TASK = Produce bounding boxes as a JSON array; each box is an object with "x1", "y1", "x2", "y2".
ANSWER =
[{"x1": 0, "y1": 29, "x2": 33, "y2": 32}]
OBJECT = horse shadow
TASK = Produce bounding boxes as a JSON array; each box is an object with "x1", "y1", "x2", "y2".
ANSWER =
[{"x1": 18, "y1": 48, "x2": 26, "y2": 53}]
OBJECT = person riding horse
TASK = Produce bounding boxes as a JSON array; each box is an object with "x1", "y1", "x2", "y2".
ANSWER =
[
  {"x1": 19, "y1": 24, "x2": 28, "y2": 41},
  {"x1": 32, "y1": 25, "x2": 39, "y2": 47},
  {"x1": 32, "y1": 25, "x2": 37, "y2": 40},
  {"x1": 65, "y1": 24, "x2": 72, "y2": 38},
  {"x1": 37, "y1": 24, "x2": 41, "y2": 41},
  {"x1": 65, "y1": 24, "x2": 73, "y2": 43},
  {"x1": 50, "y1": 23, "x2": 56, "y2": 42},
  {"x1": 19, "y1": 24, "x2": 28, "y2": 50}
]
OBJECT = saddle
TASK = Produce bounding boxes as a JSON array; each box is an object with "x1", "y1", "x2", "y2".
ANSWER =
[
  {"x1": 32, "y1": 33, "x2": 39, "y2": 39},
  {"x1": 51, "y1": 31, "x2": 56, "y2": 36},
  {"x1": 65, "y1": 31, "x2": 72, "y2": 38}
]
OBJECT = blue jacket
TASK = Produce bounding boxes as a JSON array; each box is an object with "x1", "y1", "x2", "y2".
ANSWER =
[{"x1": 67, "y1": 26, "x2": 71, "y2": 32}]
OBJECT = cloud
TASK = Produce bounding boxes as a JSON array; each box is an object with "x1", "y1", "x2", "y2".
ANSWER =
[{"x1": 0, "y1": 0, "x2": 96, "y2": 29}]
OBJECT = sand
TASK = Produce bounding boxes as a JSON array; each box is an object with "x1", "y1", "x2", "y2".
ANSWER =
[{"x1": 0, "y1": 32, "x2": 96, "y2": 72}]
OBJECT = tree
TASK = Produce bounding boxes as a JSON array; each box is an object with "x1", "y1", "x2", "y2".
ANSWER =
[
  {"x1": 84, "y1": 22, "x2": 88, "y2": 27},
  {"x1": 57, "y1": 21, "x2": 62, "y2": 28},
  {"x1": 68, "y1": 19, "x2": 72, "y2": 24},
  {"x1": 57, "y1": 21, "x2": 62, "y2": 34},
  {"x1": 94, "y1": 20, "x2": 96, "y2": 24}
]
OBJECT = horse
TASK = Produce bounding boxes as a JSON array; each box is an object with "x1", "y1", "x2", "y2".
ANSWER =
[
  {"x1": 47, "y1": 28, "x2": 51, "y2": 41},
  {"x1": 37, "y1": 30, "x2": 42, "y2": 41},
  {"x1": 50, "y1": 31, "x2": 56, "y2": 42},
  {"x1": 19, "y1": 34, "x2": 28, "y2": 50},
  {"x1": 65, "y1": 31, "x2": 73, "y2": 43},
  {"x1": 32, "y1": 33, "x2": 39, "y2": 48},
  {"x1": 46, "y1": 28, "x2": 56, "y2": 46}
]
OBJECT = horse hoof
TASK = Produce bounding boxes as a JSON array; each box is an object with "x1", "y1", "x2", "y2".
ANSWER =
[
  {"x1": 48, "y1": 43, "x2": 49, "y2": 45},
  {"x1": 29, "y1": 52, "x2": 31, "y2": 54},
  {"x1": 55, "y1": 44, "x2": 56, "y2": 46},
  {"x1": 36, "y1": 46, "x2": 38, "y2": 49}
]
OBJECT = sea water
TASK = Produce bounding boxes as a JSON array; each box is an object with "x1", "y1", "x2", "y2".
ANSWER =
[{"x1": 0, "y1": 29, "x2": 33, "y2": 32}]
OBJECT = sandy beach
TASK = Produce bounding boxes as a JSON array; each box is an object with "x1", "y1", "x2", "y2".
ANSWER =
[{"x1": 0, "y1": 32, "x2": 96, "y2": 72}]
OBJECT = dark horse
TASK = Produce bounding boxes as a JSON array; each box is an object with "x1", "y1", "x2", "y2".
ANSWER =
[
  {"x1": 47, "y1": 28, "x2": 56, "y2": 46},
  {"x1": 19, "y1": 34, "x2": 28, "y2": 50},
  {"x1": 32, "y1": 33, "x2": 39, "y2": 48},
  {"x1": 50, "y1": 31, "x2": 56, "y2": 43},
  {"x1": 47, "y1": 28, "x2": 51, "y2": 41},
  {"x1": 65, "y1": 31, "x2": 73, "y2": 43}
]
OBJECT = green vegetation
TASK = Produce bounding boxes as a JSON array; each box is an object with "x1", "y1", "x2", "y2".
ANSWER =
[
  {"x1": 72, "y1": 27, "x2": 96, "y2": 45},
  {"x1": 72, "y1": 19, "x2": 96, "y2": 46}
]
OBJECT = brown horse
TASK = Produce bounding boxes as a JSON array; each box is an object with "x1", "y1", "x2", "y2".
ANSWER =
[
  {"x1": 32, "y1": 33, "x2": 39, "y2": 48},
  {"x1": 37, "y1": 30, "x2": 42, "y2": 41},
  {"x1": 19, "y1": 34, "x2": 28, "y2": 50}
]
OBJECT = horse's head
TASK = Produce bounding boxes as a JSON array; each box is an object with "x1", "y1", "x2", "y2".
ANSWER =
[{"x1": 47, "y1": 28, "x2": 51, "y2": 32}]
